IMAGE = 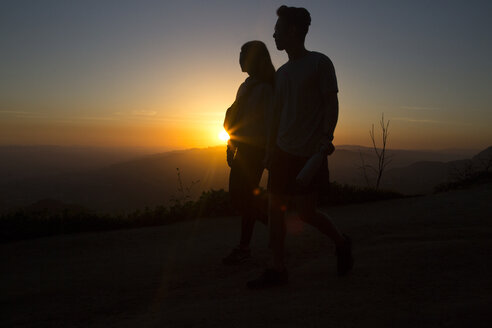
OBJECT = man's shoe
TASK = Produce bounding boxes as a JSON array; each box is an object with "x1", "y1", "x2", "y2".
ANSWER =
[
  {"x1": 222, "y1": 247, "x2": 251, "y2": 265},
  {"x1": 336, "y1": 234, "x2": 353, "y2": 276},
  {"x1": 247, "y1": 268, "x2": 288, "y2": 289}
]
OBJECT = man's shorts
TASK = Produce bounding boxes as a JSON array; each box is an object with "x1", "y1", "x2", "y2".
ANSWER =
[{"x1": 268, "y1": 146, "x2": 329, "y2": 196}]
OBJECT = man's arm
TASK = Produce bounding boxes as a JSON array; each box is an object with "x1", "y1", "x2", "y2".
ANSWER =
[
  {"x1": 317, "y1": 54, "x2": 339, "y2": 155},
  {"x1": 323, "y1": 91, "x2": 338, "y2": 138},
  {"x1": 264, "y1": 88, "x2": 282, "y2": 169},
  {"x1": 320, "y1": 91, "x2": 339, "y2": 155}
]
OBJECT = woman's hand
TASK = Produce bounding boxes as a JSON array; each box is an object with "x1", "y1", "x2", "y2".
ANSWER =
[{"x1": 226, "y1": 145, "x2": 235, "y2": 167}]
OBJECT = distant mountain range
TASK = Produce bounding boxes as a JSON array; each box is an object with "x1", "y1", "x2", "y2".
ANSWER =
[{"x1": 0, "y1": 145, "x2": 490, "y2": 213}]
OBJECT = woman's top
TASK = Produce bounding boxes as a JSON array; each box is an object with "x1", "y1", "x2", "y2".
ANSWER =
[{"x1": 225, "y1": 76, "x2": 273, "y2": 149}]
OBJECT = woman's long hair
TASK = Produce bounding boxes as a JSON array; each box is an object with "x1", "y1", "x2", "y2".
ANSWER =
[{"x1": 241, "y1": 41, "x2": 275, "y2": 86}]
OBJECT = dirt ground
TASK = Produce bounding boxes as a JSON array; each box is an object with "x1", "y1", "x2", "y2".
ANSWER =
[{"x1": 1, "y1": 183, "x2": 491, "y2": 327}]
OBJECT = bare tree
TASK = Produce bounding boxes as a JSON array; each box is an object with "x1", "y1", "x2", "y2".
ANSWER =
[
  {"x1": 359, "y1": 150, "x2": 373, "y2": 188},
  {"x1": 170, "y1": 168, "x2": 200, "y2": 205},
  {"x1": 359, "y1": 113, "x2": 392, "y2": 190}
]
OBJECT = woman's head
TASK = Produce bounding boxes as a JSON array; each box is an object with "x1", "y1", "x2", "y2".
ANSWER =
[{"x1": 240, "y1": 40, "x2": 275, "y2": 85}]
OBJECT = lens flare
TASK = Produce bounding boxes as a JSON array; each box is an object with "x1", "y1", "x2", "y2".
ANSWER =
[{"x1": 219, "y1": 129, "x2": 230, "y2": 142}]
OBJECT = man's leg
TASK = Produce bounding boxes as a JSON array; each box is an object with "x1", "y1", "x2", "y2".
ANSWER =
[
  {"x1": 269, "y1": 193, "x2": 288, "y2": 271},
  {"x1": 295, "y1": 194, "x2": 345, "y2": 245},
  {"x1": 295, "y1": 193, "x2": 353, "y2": 275},
  {"x1": 246, "y1": 192, "x2": 289, "y2": 288}
]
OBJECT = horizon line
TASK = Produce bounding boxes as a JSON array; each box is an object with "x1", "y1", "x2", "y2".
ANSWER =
[{"x1": 0, "y1": 143, "x2": 486, "y2": 153}]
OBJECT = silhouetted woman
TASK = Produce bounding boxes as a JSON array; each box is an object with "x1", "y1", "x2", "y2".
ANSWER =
[{"x1": 222, "y1": 41, "x2": 275, "y2": 265}]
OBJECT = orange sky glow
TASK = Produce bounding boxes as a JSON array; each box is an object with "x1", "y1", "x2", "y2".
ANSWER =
[{"x1": 1, "y1": 1, "x2": 490, "y2": 151}]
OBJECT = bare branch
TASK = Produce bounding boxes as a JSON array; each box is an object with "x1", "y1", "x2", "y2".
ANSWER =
[{"x1": 359, "y1": 114, "x2": 393, "y2": 190}]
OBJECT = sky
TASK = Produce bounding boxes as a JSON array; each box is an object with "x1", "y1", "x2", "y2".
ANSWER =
[{"x1": 1, "y1": 0, "x2": 491, "y2": 151}]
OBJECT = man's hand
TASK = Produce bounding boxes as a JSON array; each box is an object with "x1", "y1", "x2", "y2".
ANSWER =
[{"x1": 319, "y1": 136, "x2": 335, "y2": 156}]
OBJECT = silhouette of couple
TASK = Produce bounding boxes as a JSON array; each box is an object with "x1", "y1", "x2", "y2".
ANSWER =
[{"x1": 223, "y1": 6, "x2": 353, "y2": 289}]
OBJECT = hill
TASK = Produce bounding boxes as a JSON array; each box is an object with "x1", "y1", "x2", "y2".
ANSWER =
[
  {"x1": 1, "y1": 182, "x2": 490, "y2": 327},
  {"x1": 0, "y1": 145, "x2": 155, "y2": 182},
  {"x1": 381, "y1": 146, "x2": 492, "y2": 194},
  {"x1": 0, "y1": 145, "x2": 488, "y2": 212}
]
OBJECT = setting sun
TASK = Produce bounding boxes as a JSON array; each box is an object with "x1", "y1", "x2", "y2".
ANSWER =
[{"x1": 219, "y1": 129, "x2": 230, "y2": 142}]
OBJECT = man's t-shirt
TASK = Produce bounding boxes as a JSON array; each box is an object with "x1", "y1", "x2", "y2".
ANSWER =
[{"x1": 274, "y1": 51, "x2": 338, "y2": 157}]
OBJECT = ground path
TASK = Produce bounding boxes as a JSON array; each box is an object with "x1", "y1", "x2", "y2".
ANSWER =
[{"x1": 1, "y1": 183, "x2": 491, "y2": 327}]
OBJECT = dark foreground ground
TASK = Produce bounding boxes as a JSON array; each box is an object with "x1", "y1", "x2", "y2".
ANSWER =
[{"x1": 1, "y1": 183, "x2": 491, "y2": 327}]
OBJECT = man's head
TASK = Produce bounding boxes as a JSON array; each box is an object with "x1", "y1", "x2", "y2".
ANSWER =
[{"x1": 273, "y1": 5, "x2": 311, "y2": 50}]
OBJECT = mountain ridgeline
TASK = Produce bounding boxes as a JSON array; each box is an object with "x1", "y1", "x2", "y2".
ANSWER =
[{"x1": 0, "y1": 145, "x2": 490, "y2": 213}]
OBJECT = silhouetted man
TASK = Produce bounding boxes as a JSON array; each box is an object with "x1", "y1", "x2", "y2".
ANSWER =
[{"x1": 247, "y1": 5, "x2": 353, "y2": 289}]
